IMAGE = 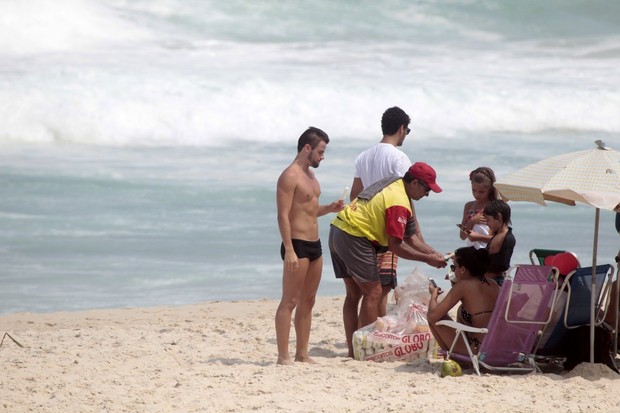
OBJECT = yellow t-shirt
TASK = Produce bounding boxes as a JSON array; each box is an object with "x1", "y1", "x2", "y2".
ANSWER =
[{"x1": 331, "y1": 179, "x2": 412, "y2": 247}]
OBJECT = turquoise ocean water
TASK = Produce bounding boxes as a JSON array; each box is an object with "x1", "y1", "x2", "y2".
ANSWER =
[{"x1": 1, "y1": 0, "x2": 619, "y2": 314}]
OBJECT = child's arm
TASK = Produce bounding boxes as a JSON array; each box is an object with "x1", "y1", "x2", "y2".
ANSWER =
[
  {"x1": 486, "y1": 227, "x2": 508, "y2": 254},
  {"x1": 459, "y1": 201, "x2": 473, "y2": 241},
  {"x1": 459, "y1": 201, "x2": 474, "y2": 240},
  {"x1": 468, "y1": 231, "x2": 493, "y2": 244}
]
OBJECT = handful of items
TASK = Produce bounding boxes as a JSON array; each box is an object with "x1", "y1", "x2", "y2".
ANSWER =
[{"x1": 353, "y1": 269, "x2": 437, "y2": 362}]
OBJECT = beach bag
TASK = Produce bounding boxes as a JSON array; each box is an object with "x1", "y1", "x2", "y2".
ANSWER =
[
  {"x1": 352, "y1": 268, "x2": 436, "y2": 362},
  {"x1": 563, "y1": 324, "x2": 619, "y2": 373}
]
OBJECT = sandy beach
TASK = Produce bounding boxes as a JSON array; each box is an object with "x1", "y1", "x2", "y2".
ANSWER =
[{"x1": 1, "y1": 296, "x2": 619, "y2": 413}]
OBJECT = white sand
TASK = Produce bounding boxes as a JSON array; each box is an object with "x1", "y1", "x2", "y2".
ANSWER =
[{"x1": 1, "y1": 296, "x2": 619, "y2": 413}]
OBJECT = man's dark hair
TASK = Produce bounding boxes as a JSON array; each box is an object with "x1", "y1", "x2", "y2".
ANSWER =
[
  {"x1": 297, "y1": 126, "x2": 329, "y2": 152},
  {"x1": 381, "y1": 106, "x2": 410, "y2": 136}
]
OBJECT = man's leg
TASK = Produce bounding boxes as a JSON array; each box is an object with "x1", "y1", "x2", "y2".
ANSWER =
[
  {"x1": 604, "y1": 279, "x2": 619, "y2": 343},
  {"x1": 356, "y1": 280, "x2": 383, "y2": 329},
  {"x1": 294, "y1": 257, "x2": 322, "y2": 363},
  {"x1": 275, "y1": 258, "x2": 310, "y2": 365},
  {"x1": 343, "y1": 278, "x2": 362, "y2": 358},
  {"x1": 379, "y1": 286, "x2": 392, "y2": 317}
]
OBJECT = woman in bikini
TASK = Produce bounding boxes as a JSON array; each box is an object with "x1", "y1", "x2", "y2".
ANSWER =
[{"x1": 427, "y1": 246, "x2": 499, "y2": 354}]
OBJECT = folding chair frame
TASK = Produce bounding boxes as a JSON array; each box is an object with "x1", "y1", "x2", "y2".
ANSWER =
[
  {"x1": 534, "y1": 264, "x2": 615, "y2": 367},
  {"x1": 437, "y1": 265, "x2": 559, "y2": 376}
]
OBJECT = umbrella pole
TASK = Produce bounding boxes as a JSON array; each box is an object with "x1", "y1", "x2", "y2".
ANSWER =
[
  {"x1": 590, "y1": 208, "x2": 600, "y2": 363},
  {"x1": 616, "y1": 259, "x2": 619, "y2": 361},
  {"x1": 615, "y1": 262, "x2": 619, "y2": 361}
]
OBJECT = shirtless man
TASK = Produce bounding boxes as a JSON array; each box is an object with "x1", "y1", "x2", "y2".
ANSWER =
[{"x1": 275, "y1": 126, "x2": 344, "y2": 365}]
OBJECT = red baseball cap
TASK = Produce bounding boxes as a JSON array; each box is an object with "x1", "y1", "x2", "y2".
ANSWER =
[
  {"x1": 544, "y1": 252, "x2": 579, "y2": 276},
  {"x1": 408, "y1": 162, "x2": 442, "y2": 193}
]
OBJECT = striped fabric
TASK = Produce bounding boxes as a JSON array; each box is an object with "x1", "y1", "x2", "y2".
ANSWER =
[{"x1": 495, "y1": 143, "x2": 620, "y2": 212}]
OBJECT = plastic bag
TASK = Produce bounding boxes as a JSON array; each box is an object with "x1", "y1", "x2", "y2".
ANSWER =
[
  {"x1": 393, "y1": 266, "x2": 432, "y2": 307},
  {"x1": 353, "y1": 267, "x2": 435, "y2": 362}
]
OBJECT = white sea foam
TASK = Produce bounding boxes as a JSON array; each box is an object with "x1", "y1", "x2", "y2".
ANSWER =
[
  {"x1": 1, "y1": 0, "x2": 619, "y2": 147},
  {"x1": 0, "y1": 0, "x2": 153, "y2": 54}
]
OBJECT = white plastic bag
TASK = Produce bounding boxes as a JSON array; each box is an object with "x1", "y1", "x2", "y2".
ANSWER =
[{"x1": 353, "y1": 268, "x2": 435, "y2": 362}]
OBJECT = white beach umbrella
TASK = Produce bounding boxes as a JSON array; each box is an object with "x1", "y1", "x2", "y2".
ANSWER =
[{"x1": 494, "y1": 140, "x2": 620, "y2": 363}]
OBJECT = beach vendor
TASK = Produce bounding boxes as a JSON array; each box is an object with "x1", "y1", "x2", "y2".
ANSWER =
[{"x1": 328, "y1": 162, "x2": 447, "y2": 357}]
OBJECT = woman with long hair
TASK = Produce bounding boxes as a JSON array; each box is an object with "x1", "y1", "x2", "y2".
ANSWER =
[{"x1": 427, "y1": 246, "x2": 499, "y2": 354}]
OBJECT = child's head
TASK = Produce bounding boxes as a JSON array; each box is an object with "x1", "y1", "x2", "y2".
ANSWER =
[
  {"x1": 483, "y1": 199, "x2": 511, "y2": 230},
  {"x1": 469, "y1": 167, "x2": 499, "y2": 201}
]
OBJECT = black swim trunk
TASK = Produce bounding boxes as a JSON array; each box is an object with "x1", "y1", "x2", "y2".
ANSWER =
[{"x1": 280, "y1": 239, "x2": 322, "y2": 261}]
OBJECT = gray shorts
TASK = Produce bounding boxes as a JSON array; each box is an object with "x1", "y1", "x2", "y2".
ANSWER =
[{"x1": 328, "y1": 225, "x2": 395, "y2": 287}]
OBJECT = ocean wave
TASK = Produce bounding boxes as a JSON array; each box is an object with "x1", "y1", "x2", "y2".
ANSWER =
[
  {"x1": 1, "y1": 65, "x2": 618, "y2": 147},
  {"x1": 1, "y1": 0, "x2": 619, "y2": 147}
]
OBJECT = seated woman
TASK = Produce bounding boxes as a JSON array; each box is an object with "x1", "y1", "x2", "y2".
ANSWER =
[
  {"x1": 427, "y1": 246, "x2": 499, "y2": 354},
  {"x1": 483, "y1": 199, "x2": 515, "y2": 286}
]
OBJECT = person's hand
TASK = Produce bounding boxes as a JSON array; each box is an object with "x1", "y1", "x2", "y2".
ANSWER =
[
  {"x1": 284, "y1": 250, "x2": 299, "y2": 272},
  {"x1": 428, "y1": 282, "x2": 443, "y2": 297},
  {"x1": 330, "y1": 199, "x2": 345, "y2": 212},
  {"x1": 428, "y1": 281, "x2": 443, "y2": 296},
  {"x1": 328, "y1": 199, "x2": 346, "y2": 212},
  {"x1": 469, "y1": 211, "x2": 487, "y2": 226},
  {"x1": 428, "y1": 252, "x2": 448, "y2": 269}
]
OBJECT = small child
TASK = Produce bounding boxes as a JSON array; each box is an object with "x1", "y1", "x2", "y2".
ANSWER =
[
  {"x1": 459, "y1": 167, "x2": 499, "y2": 249},
  {"x1": 483, "y1": 199, "x2": 515, "y2": 286}
]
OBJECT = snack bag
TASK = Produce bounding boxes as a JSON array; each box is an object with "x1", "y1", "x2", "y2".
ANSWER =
[
  {"x1": 353, "y1": 268, "x2": 436, "y2": 362},
  {"x1": 394, "y1": 267, "x2": 432, "y2": 307}
]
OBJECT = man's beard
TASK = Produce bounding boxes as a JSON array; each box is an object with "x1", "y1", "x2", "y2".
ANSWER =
[{"x1": 308, "y1": 154, "x2": 320, "y2": 168}]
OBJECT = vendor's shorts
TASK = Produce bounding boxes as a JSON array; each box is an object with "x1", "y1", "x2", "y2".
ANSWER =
[{"x1": 328, "y1": 225, "x2": 396, "y2": 288}]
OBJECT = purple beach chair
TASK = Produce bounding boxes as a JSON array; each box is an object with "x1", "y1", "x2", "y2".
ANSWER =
[{"x1": 436, "y1": 265, "x2": 559, "y2": 375}]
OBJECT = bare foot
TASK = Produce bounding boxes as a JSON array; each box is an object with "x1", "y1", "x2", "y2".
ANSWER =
[
  {"x1": 294, "y1": 354, "x2": 317, "y2": 364},
  {"x1": 276, "y1": 357, "x2": 294, "y2": 365}
]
